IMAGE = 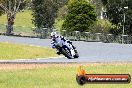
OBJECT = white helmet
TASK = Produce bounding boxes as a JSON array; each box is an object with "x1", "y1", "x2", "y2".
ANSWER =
[{"x1": 50, "y1": 32, "x2": 58, "y2": 38}]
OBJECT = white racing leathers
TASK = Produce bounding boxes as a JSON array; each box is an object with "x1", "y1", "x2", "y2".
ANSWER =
[{"x1": 52, "y1": 36, "x2": 75, "y2": 57}]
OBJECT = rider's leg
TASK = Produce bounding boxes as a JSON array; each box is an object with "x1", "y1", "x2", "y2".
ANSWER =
[
  {"x1": 64, "y1": 42, "x2": 76, "y2": 56},
  {"x1": 67, "y1": 41, "x2": 76, "y2": 49},
  {"x1": 54, "y1": 45, "x2": 62, "y2": 55}
]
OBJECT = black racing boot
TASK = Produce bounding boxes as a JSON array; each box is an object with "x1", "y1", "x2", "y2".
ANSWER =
[{"x1": 57, "y1": 51, "x2": 61, "y2": 55}]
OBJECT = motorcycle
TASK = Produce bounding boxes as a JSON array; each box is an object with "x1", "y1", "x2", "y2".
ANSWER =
[{"x1": 51, "y1": 41, "x2": 79, "y2": 59}]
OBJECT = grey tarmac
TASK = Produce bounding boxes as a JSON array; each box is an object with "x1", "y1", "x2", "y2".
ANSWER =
[{"x1": 0, "y1": 35, "x2": 132, "y2": 63}]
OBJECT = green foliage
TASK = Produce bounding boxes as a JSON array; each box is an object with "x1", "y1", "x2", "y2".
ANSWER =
[
  {"x1": 91, "y1": 19, "x2": 112, "y2": 33},
  {"x1": 54, "y1": 5, "x2": 68, "y2": 33},
  {"x1": 106, "y1": 0, "x2": 123, "y2": 25},
  {"x1": 32, "y1": 0, "x2": 55, "y2": 28},
  {"x1": 62, "y1": 0, "x2": 97, "y2": 33},
  {"x1": 101, "y1": 0, "x2": 108, "y2": 6},
  {"x1": 0, "y1": 0, "x2": 5, "y2": 16},
  {"x1": 19, "y1": 0, "x2": 32, "y2": 10},
  {"x1": 109, "y1": 25, "x2": 122, "y2": 35},
  {"x1": 31, "y1": 0, "x2": 68, "y2": 29},
  {"x1": 57, "y1": 5, "x2": 68, "y2": 19},
  {"x1": 0, "y1": 6, "x2": 4, "y2": 16},
  {"x1": 54, "y1": 19, "x2": 64, "y2": 32},
  {"x1": 103, "y1": 0, "x2": 132, "y2": 35},
  {"x1": 0, "y1": 0, "x2": 30, "y2": 14}
]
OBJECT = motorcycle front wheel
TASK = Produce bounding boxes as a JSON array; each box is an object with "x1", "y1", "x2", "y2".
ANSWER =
[{"x1": 61, "y1": 46, "x2": 73, "y2": 59}]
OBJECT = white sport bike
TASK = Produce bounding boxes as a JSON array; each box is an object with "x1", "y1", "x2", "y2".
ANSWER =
[{"x1": 52, "y1": 41, "x2": 79, "y2": 59}]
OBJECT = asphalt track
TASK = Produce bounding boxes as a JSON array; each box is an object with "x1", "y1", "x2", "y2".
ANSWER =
[{"x1": 0, "y1": 35, "x2": 132, "y2": 63}]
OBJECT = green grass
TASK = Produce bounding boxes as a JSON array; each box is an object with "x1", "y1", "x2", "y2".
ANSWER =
[
  {"x1": 0, "y1": 10, "x2": 63, "y2": 34},
  {"x1": 0, "y1": 10, "x2": 34, "y2": 33},
  {"x1": 0, "y1": 42, "x2": 58, "y2": 60},
  {"x1": 0, "y1": 64, "x2": 131, "y2": 88},
  {"x1": 0, "y1": 10, "x2": 34, "y2": 27}
]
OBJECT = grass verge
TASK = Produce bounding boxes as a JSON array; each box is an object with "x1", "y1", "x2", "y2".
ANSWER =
[
  {"x1": 0, "y1": 63, "x2": 131, "y2": 88},
  {"x1": 0, "y1": 10, "x2": 34, "y2": 27},
  {"x1": 0, "y1": 10, "x2": 34, "y2": 34},
  {"x1": 0, "y1": 42, "x2": 58, "y2": 60}
]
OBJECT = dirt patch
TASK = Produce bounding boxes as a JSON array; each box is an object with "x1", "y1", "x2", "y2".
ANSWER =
[
  {"x1": 0, "y1": 64, "x2": 78, "y2": 70},
  {"x1": 0, "y1": 63, "x2": 131, "y2": 70}
]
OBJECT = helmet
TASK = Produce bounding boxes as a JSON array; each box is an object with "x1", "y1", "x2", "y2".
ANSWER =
[{"x1": 50, "y1": 32, "x2": 58, "y2": 38}]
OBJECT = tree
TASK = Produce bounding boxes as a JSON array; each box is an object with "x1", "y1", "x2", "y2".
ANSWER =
[
  {"x1": 0, "y1": 0, "x2": 5, "y2": 16},
  {"x1": 0, "y1": 0, "x2": 26, "y2": 35},
  {"x1": 89, "y1": 0, "x2": 103, "y2": 19},
  {"x1": 62, "y1": 0, "x2": 97, "y2": 33},
  {"x1": 91, "y1": 19, "x2": 112, "y2": 33},
  {"x1": 101, "y1": 0, "x2": 132, "y2": 35},
  {"x1": 19, "y1": 0, "x2": 31, "y2": 10},
  {"x1": 32, "y1": 0, "x2": 68, "y2": 29}
]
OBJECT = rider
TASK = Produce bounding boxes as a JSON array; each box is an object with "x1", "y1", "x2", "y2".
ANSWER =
[{"x1": 50, "y1": 32, "x2": 75, "y2": 55}]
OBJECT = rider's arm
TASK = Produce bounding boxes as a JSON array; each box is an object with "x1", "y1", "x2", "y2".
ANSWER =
[{"x1": 60, "y1": 36, "x2": 72, "y2": 44}]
